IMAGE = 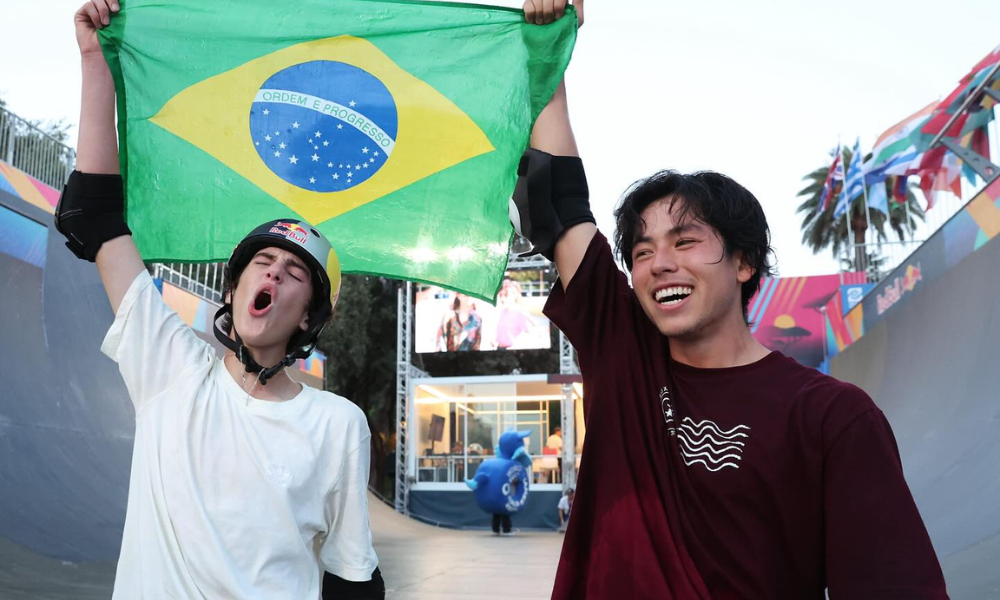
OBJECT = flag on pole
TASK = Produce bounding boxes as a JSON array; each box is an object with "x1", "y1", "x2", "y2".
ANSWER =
[
  {"x1": 817, "y1": 146, "x2": 843, "y2": 215},
  {"x1": 834, "y1": 141, "x2": 864, "y2": 219},
  {"x1": 98, "y1": 0, "x2": 577, "y2": 301},
  {"x1": 863, "y1": 102, "x2": 937, "y2": 185},
  {"x1": 867, "y1": 181, "x2": 889, "y2": 215},
  {"x1": 888, "y1": 175, "x2": 909, "y2": 206},
  {"x1": 919, "y1": 44, "x2": 1000, "y2": 137}
]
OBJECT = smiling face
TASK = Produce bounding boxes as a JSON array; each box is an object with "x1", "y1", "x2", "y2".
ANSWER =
[
  {"x1": 630, "y1": 198, "x2": 754, "y2": 341},
  {"x1": 229, "y1": 246, "x2": 314, "y2": 352}
]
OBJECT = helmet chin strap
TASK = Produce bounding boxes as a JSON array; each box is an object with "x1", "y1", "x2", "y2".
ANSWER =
[{"x1": 213, "y1": 305, "x2": 297, "y2": 386}]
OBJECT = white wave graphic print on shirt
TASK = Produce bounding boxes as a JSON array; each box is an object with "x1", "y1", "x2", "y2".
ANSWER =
[{"x1": 677, "y1": 417, "x2": 750, "y2": 472}]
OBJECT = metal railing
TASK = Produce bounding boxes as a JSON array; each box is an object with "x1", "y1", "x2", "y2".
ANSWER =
[
  {"x1": 839, "y1": 239, "x2": 927, "y2": 285},
  {"x1": 839, "y1": 172, "x2": 995, "y2": 285},
  {"x1": 153, "y1": 262, "x2": 226, "y2": 304},
  {"x1": 0, "y1": 107, "x2": 76, "y2": 189}
]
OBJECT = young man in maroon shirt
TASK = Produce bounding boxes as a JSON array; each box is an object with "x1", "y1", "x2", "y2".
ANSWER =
[{"x1": 518, "y1": 2, "x2": 950, "y2": 599}]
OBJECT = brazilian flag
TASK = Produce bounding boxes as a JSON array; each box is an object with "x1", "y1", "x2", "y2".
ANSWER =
[{"x1": 99, "y1": 0, "x2": 576, "y2": 301}]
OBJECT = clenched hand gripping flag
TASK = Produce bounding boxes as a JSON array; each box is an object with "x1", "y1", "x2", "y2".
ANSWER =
[{"x1": 98, "y1": 0, "x2": 577, "y2": 301}]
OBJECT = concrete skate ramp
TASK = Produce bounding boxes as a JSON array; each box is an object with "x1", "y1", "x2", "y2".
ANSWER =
[
  {"x1": 830, "y1": 235, "x2": 1000, "y2": 600},
  {"x1": 0, "y1": 191, "x2": 130, "y2": 594}
]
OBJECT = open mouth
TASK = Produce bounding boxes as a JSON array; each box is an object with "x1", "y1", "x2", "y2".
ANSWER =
[
  {"x1": 248, "y1": 286, "x2": 275, "y2": 317},
  {"x1": 653, "y1": 286, "x2": 693, "y2": 307}
]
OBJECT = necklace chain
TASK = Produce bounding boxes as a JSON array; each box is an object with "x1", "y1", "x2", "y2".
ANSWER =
[{"x1": 233, "y1": 355, "x2": 294, "y2": 406}]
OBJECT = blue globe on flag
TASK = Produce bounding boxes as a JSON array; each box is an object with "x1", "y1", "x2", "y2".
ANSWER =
[{"x1": 249, "y1": 61, "x2": 398, "y2": 193}]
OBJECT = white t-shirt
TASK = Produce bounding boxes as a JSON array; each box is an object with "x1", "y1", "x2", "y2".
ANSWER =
[
  {"x1": 102, "y1": 271, "x2": 378, "y2": 599},
  {"x1": 546, "y1": 433, "x2": 563, "y2": 451},
  {"x1": 557, "y1": 495, "x2": 572, "y2": 515}
]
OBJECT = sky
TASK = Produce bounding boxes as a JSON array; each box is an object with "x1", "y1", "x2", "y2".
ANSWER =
[{"x1": 1, "y1": 0, "x2": 997, "y2": 277}]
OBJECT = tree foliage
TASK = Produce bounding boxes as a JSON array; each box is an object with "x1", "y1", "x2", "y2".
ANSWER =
[{"x1": 795, "y1": 147, "x2": 925, "y2": 267}]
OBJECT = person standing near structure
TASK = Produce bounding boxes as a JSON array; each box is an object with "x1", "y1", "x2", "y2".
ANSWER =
[
  {"x1": 546, "y1": 426, "x2": 563, "y2": 453},
  {"x1": 515, "y1": 1, "x2": 949, "y2": 599},
  {"x1": 556, "y1": 487, "x2": 574, "y2": 533},
  {"x1": 55, "y1": 2, "x2": 384, "y2": 598}
]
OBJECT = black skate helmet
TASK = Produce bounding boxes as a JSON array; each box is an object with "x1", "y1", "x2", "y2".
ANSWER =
[{"x1": 213, "y1": 219, "x2": 342, "y2": 384}]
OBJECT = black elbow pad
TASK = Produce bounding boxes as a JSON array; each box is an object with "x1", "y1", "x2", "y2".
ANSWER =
[
  {"x1": 54, "y1": 171, "x2": 131, "y2": 262},
  {"x1": 322, "y1": 566, "x2": 385, "y2": 600},
  {"x1": 510, "y1": 148, "x2": 593, "y2": 260}
]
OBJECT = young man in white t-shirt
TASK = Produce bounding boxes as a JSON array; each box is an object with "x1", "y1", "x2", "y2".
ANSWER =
[
  {"x1": 54, "y1": 2, "x2": 383, "y2": 598},
  {"x1": 557, "y1": 487, "x2": 574, "y2": 533}
]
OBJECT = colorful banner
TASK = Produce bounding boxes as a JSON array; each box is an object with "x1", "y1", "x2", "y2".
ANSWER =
[
  {"x1": 748, "y1": 274, "x2": 845, "y2": 368},
  {"x1": 0, "y1": 160, "x2": 60, "y2": 215}
]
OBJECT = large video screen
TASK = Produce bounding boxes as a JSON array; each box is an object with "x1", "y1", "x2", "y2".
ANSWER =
[{"x1": 414, "y1": 271, "x2": 552, "y2": 353}]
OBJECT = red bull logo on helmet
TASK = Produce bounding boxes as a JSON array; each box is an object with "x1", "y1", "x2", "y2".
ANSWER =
[{"x1": 270, "y1": 221, "x2": 308, "y2": 245}]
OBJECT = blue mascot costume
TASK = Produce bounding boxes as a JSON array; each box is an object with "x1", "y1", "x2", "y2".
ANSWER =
[{"x1": 465, "y1": 430, "x2": 533, "y2": 535}]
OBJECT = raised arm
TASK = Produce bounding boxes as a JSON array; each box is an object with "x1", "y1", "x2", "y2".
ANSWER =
[
  {"x1": 529, "y1": 80, "x2": 596, "y2": 289},
  {"x1": 57, "y1": 0, "x2": 145, "y2": 314},
  {"x1": 515, "y1": 1, "x2": 595, "y2": 290}
]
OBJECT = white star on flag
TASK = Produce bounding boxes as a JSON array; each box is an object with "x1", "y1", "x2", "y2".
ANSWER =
[
  {"x1": 279, "y1": 142, "x2": 286, "y2": 149},
  {"x1": 339, "y1": 164, "x2": 343, "y2": 168},
  {"x1": 349, "y1": 100, "x2": 356, "y2": 107},
  {"x1": 327, "y1": 162, "x2": 333, "y2": 167},
  {"x1": 362, "y1": 147, "x2": 369, "y2": 154},
  {"x1": 315, "y1": 131, "x2": 322, "y2": 138},
  {"x1": 373, "y1": 151, "x2": 379, "y2": 157},
  {"x1": 347, "y1": 171, "x2": 353, "y2": 177},
  {"x1": 274, "y1": 131, "x2": 280, "y2": 136},
  {"x1": 255, "y1": 141, "x2": 259, "y2": 146},
  {"x1": 292, "y1": 121, "x2": 300, "y2": 129},
  {"x1": 333, "y1": 173, "x2": 339, "y2": 180},
  {"x1": 311, "y1": 154, "x2": 319, "y2": 161},
  {"x1": 264, "y1": 135, "x2": 271, "y2": 141},
  {"x1": 274, "y1": 151, "x2": 281, "y2": 157},
  {"x1": 262, "y1": 109, "x2": 269, "y2": 115},
  {"x1": 309, "y1": 177, "x2": 316, "y2": 184},
  {"x1": 355, "y1": 164, "x2": 362, "y2": 170},
  {"x1": 337, "y1": 124, "x2": 343, "y2": 129},
  {"x1": 289, "y1": 155, "x2": 298, "y2": 164},
  {"x1": 323, "y1": 141, "x2": 329, "y2": 146},
  {"x1": 314, "y1": 146, "x2": 319, "y2": 150},
  {"x1": 362, "y1": 163, "x2": 368, "y2": 169}
]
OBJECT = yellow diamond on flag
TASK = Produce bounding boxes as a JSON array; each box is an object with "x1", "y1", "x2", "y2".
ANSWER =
[{"x1": 150, "y1": 35, "x2": 495, "y2": 224}]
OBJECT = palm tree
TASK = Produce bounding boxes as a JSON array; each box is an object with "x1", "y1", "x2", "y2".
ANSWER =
[{"x1": 796, "y1": 147, "x2": 924, "y2": 271}]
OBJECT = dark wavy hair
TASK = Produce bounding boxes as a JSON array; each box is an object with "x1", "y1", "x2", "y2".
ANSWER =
[{"x1": 613, "y1": 170, "x2": 775, "y2": 323}]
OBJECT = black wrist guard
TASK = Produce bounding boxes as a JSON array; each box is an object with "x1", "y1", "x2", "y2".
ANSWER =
[
  {"x1": 54, "y1": 171, "x2": 131, "y2": 262},
  {"x1": 323, "y1": 567, "x2": 385, "y2": 600},
  {"x1": 510, "y1": 148, "x2": 594, "y2": 260}
]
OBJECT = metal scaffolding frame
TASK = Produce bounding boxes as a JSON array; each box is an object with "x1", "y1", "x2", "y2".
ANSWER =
[
  {"x1": 394, "y1": 281, "x2": 413, "y2": 514},
  {"x1": 559, "y1": 330, "x2": 580, "y2": 491}
]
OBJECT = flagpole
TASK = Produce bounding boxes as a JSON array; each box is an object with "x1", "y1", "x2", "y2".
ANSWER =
[
  {"x1": 904, "y1": 179, "x2": 913, "y2": 241},
  {"x1": 860, "y1": 151, "x2": 874, "y2": 245},
  {"x1": 842, "y1": 145, "x2": 854, "y2": 270},
  {"x1": 992, "y1": 107, "x2": 1000, "y2": 165}
]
